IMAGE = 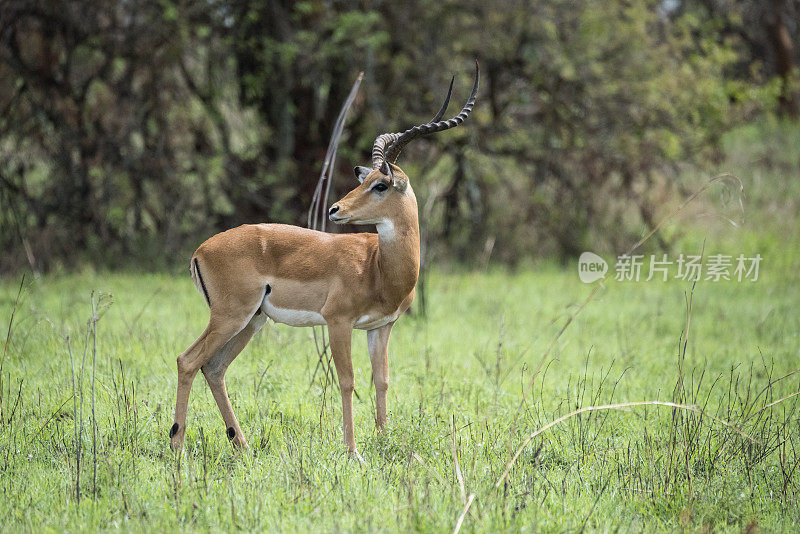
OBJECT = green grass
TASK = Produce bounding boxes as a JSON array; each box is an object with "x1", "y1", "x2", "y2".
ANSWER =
[
  {"x1": 1, "y1": 247, "x2": 799, "y2": 532},
  {"x1": 1, "y1": 121, "x2": 799, "y2": 532}
]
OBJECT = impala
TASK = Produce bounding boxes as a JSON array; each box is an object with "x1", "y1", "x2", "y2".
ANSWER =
[{"x1": 169, "y1": 63, "x2": 479, "y2": 458}]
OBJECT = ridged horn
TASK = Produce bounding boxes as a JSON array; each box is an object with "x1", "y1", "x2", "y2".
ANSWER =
[
  {"x1": 384, "y1": 60, "x2": 478, "y2": 165},
  {"x1": 371, "y1": 133, "x2": 400, "y2": 170},
  {"x1": 370, "y1": 64, "x2": 473, "y2": 172}
]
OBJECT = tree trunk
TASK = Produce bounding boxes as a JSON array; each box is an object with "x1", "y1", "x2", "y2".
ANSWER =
[{"x1": 765, "y1": 1, "x2": 799, "y2": 120}]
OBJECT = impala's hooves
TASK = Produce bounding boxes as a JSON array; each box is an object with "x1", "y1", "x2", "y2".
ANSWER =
[
  {"x1": 349, "y1": 450, "x2": 367, "y2": 465},
  {"x1": 226, "y1": 427, "x2": 250, "y2": 450},
  {"x1": 169, "y1": 423, "x2": 184, "y2": 452}
]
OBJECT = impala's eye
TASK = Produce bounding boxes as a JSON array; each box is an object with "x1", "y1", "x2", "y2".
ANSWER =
[{"x1": 372, "y1": 182, "x2": 389, "y2": 193}]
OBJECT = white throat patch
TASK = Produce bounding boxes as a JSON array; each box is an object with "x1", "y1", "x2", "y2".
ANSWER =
[{"x1": 376, "y1": 219, "x2": 396, "y2": 241}]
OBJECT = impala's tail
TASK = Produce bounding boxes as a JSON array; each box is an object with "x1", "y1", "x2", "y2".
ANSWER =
[{"x1": 190, "y1": 257, "x2": 211, "y2": 307}]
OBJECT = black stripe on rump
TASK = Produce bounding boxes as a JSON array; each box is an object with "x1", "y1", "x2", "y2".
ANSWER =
[{"x1": 194, "y1": 257, "x2": 211, "y2": 307}]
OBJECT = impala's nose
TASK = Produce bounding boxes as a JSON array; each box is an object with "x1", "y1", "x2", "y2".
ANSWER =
[{"x1": 328, "y1": 205, "x2": 350, "y2": 223}]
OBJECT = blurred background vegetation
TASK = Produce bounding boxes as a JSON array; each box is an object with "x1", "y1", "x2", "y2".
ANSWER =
[{"x1": 0, "y1": 0, "x2": 798, "y2": 274}]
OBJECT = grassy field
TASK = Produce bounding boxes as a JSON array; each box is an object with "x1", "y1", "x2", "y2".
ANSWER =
[{"x1": 1, "y1": 122, "x2": 799, "y2": 532}]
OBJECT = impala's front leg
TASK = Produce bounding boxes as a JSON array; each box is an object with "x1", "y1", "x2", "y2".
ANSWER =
[
  {"x1": 367, "y1": 322, "x2": 393, "y2": 433},
  {"x1": 326, "y1": 321, "x2": 361, "y2": 458}
]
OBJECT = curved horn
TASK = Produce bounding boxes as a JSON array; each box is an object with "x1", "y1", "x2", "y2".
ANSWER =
[
  {"x1": 384, "y1": 60, "x2": 479, "y2": 165},
  {"x1": 430, "y1": 76, "x2": 454, "y2": 123},
  {"x1": 371, "y1": 133, "x2": 400, "y2": 170},
  {"x1": 372, "y1": 76, "x2": 456, "y2": 169},
  {"x1": 369, "y1": 70, "x2": 459, "y2": 171}
]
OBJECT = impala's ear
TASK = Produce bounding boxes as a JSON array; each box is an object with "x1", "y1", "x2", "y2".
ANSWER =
[
  {"x1": 392, "y1": 175, "x2": 408, "y2": 192},
  {"x1": 354, "y1": 166, "x2": 372, "y2": 183},
  {"x1": 380, "y1": 161, "x2": 407, "y2": 191}
]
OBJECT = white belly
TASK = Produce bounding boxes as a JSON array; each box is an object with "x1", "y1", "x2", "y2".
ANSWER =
[
  {"x1": 261, "y1": 298, "x2": 326, "y2": 327},
  {"x1": 354, "y1": 310, "x2": 401, "y2": 331},
  {"x1": 260, "y1": 294, "x2": 402, "y2": 330}
]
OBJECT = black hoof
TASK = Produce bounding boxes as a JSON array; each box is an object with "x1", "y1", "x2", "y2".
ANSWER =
[
  {"x1": 169, "y1": 423, "x2": 179, "y2": 438},
  {"x1": 227, "y1": 427, "x2": 236, "y2": 440}
]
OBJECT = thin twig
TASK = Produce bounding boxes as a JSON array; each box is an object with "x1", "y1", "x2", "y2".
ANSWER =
[
  {"x1": 452, "y1": 493, "x2": 475, "y2": 534},
  {"x1": 745, "y1": 391, "x2": 800, "y2": 422},
  {"x1": 742, "y1": 368, "x2": 800, "y2": 424}
]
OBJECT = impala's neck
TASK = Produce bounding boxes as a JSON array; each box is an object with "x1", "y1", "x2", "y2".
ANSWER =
[{"x1": 375, "y1": 193, "x2": 420, "y2": 299}]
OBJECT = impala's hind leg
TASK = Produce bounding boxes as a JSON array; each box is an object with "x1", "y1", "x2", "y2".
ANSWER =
[
  {"x1": 170, "y1": 309, "x2": 257, "y2": 452},
  {"x1": 202, "y1": 311, "x2": 268, "y2": 449}
]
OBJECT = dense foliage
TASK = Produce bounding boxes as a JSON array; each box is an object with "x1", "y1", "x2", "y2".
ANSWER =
[{"x1": 0, "y1": 0, "x2": 797, "y2": 272}]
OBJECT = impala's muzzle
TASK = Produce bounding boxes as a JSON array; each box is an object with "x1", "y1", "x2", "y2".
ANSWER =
[{"x1": 328, "y1": 204, "x2": 349, "y2": 223}]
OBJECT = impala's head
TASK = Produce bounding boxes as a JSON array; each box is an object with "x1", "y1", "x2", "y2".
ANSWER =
[
  {"x1": 329, "y1": 61, "x2": 479, "y2": 227},
  {"x1": 328, "y1": 163, "x2": 414, "y2": 226}
]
